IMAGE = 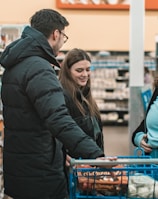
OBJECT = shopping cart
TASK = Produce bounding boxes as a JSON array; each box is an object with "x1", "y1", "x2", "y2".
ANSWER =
[{"x1": 69, "y1": 148, "x2": 158, "y2": 199}]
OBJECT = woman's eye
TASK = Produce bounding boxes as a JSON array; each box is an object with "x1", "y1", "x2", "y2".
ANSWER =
[
  {"x1": 76, "y1": 69, "x2": 83, "y2": 72},
  {"x1": 76, "y1": 68, "x2": 90, "y2": 73}
]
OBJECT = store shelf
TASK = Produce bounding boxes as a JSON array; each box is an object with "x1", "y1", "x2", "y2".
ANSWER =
[
  {"x1": 101, "y1": 120, "x2": 128, "y2": 126},
  {"x1": 91, "y1": 65, "x2": 129, "y2": 125},
  {"x1": 90, "y1": 51, "x2": 156, "y2": 126}
]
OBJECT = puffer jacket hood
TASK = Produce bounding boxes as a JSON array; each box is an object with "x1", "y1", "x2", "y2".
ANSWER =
[{"x1": 0, "y1": 26, "x2": 60, "y2": 69}]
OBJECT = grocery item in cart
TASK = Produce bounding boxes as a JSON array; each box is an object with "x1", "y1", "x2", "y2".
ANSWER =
[
  {"x1": 76, "y1": 164, "x2": 128, "y2": 196},
  {"x1": 69, "y1": 153, "x2": 158, "y2": 199},
  {"x1": 128, "y1": 173, "x2": 158, "y2": 198}
]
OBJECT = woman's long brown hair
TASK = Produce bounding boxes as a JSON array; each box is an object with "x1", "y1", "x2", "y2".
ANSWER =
[{"x1": 59, "y1": 48, "x2": 100, "y2": 118}]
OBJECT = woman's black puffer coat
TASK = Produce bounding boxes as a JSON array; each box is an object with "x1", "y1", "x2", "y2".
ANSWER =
[
  {"x1": 63, "y1": 89, "x2": 104, "y2": 151},
  {"x1": 0, "y1": 26, "x2": 104, "y2": 199}
]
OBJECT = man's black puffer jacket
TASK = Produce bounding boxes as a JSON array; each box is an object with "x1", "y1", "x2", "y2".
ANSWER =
[{"x1": 0, "y1": 26, "x2": 104, "y2": 199}]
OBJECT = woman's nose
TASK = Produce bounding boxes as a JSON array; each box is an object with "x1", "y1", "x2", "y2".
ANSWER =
[{"x1": 82, "y1": 70, "x2": 89, "y2": 76}]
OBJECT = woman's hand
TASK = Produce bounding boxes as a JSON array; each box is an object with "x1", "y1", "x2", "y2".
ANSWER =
[
  {"x1": 140, "y1": 134, "x2": 152, "y2": 153},
  {"x1": 65, "y1": 154, "x2": 71, "y2": 167},
  {"x1": 96, "y1": 156, "x2": 118, "y2": 168}
]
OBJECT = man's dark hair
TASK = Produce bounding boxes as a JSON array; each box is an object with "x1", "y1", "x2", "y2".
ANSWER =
[{"x1": 30, "y1": 9, "x2": 69, "y2": 38}]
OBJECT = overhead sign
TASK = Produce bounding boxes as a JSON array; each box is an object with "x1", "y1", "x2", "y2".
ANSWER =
[{"x1": 56, "y1": 0, "x2": 158, "y2": 10}]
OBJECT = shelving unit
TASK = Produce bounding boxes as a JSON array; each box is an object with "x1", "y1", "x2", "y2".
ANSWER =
[
  {"x1": 90, "y1": 52, "x2": 155, "y2": 126},
  {"x1": 91, "y1": 65, "x2": 129, "y2": 126}
]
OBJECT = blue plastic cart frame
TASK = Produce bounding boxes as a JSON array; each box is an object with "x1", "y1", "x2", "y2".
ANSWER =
[{"x1": 69, "y1": 149, "x2": 158, "y2": 199}]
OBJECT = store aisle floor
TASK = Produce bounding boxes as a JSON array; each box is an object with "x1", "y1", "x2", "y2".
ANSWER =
[{"x1": 103, "y1": 126, "x2": 130, "y2": 156}]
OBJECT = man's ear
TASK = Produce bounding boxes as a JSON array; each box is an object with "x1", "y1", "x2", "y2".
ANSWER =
[
  {"x1": 52, "y1": 29, "x2": 59, "y2": 42},
  {"x1": 48, "y1": 30, "x2": 58, "y2": 47}
]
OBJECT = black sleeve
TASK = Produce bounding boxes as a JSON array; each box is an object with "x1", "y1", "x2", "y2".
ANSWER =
[
  {"x1": 96, "y1": 117, "x2": 104, "y2": 151},
  {"x1": 131, "y1": 120, "x2": 145, "y2": 146},
  {"x1": 96, "y1": 133, "x2": 104, "y2": 151}
]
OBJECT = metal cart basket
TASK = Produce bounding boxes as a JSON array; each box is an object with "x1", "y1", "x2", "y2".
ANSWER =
[{"x1": 69, "y1": 149, "x2": 158, "y2": 199}]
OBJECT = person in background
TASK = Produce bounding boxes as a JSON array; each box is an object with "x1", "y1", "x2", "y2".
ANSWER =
[
  {"x1": 144, "y1": 66, "x2": 153, "y2": 87},
  {"x1": 0, "y1": 9, "x2": 116, "y2": 199},
  {"x1": 59, "y1": 48, "x2": 104, "y2": 154},
  {"x1": 132, "y1": 74, "x2": 158, "y2": 158}
]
